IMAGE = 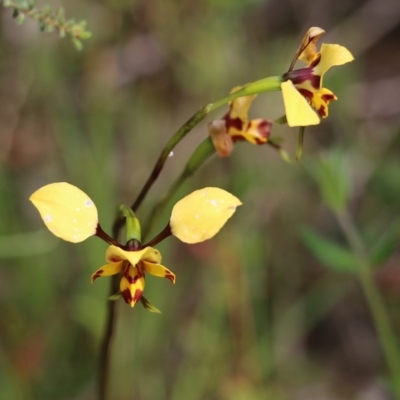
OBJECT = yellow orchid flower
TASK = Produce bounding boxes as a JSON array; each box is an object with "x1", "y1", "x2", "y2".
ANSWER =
[
  {"x1": 92, "y1": 245, "x2": 175, "y2": 308},
  {"x1": 30, "y1": 183, "x2": 241, "y2": 310},
  {"x1": 281, "y1": 27, "x2": 354, "y2": 127},
  {"x1": 208, "y1": 86, "x2": 272, "y2": 157}
]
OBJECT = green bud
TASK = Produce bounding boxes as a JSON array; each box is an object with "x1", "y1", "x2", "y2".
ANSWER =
[{"x1": 120, "y1": 205, "x2": 141, "y2": 243}]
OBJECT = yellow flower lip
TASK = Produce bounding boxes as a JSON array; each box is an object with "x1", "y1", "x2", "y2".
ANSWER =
[{"x1": 91, "y1": 244, "x2": 176, "y2": 308}]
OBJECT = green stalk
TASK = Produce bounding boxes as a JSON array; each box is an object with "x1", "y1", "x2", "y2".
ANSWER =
[
  {"x1": 142, "y1": 137, "x2": 216, "y2": 240},
  {"x1": 210, "y1": 76, "x2": 283, "y2": 111},
  {"x1": 336, "y1": 210, "x2": 400, "y2": 399}
]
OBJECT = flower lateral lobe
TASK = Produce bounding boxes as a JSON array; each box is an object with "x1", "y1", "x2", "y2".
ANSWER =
[
  {"x1": 92, "y1": 244, "x2": 175, "y2": 308},
  {"x1": 282, "y1": 27, "x2": 354, "y2": 127},
  {"x1": 170, "y1": 187, "x2": 242, "y2": 244},
  {"x1": 29, "y1": 182, "x2": 98, "y2": 243},
  {"x1": 208, "y1": 86, "x2": 272, "y2": 157}
]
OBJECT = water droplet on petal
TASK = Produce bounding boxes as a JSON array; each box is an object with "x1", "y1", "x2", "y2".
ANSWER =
[
  {"x1": 44, "y1": 214, "x2": 53, "y2": 222},
  {"x1": 168, "y1": 151, "x2": 174, "y2": 157}
]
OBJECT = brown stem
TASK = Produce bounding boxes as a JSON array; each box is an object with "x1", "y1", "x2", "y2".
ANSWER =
[
  {"x1": 142, "y1": 224, "x2": 172, "y2": 248},
  {"x1": 98, "y1": 274, "x2": 119, "y2": 400},
  {"x1": 97, "y1": 223, "x2": 123, "y2": 400},
  {"x1": 96, "y1": 224, "x2": 121, "y2": 247}
]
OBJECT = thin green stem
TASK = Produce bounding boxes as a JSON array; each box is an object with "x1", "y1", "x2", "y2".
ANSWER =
[
  {"x1": 210, "y1": 76, "x2": 282, "y2": 111},
  {"x1": 336, "y1": 210, "x2": 400, "y2": 399},
  {"x1": 98, "y1": 218, "x2": 124, "y2": 400}
]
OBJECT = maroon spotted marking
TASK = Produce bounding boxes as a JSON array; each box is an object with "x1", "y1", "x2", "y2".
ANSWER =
[
  {"x1": 108, "y1": 256, "x2": 121, "y2": 262},
  {"x1": 224, "y1": 115, "x2": 244, "y2": 132},
  {"x1": 321, "y1": 93, "x2": 336, "y2": 103},
  {"x1": 121, "y1": 288, "x2": 132, "y2": 305},
  {"x1": 165, "y1": 272, "x2": 175, "y2": 283},
  {"x1": 284, "y1": 68, "x2": 321, "y2": 89},
  {"x1": 92, "y1": 270, "x2": 103, "y2": 281},
  {"x1": 309, "y1": 53, "x2": 321, "y2": 68},
  {"x1": 297, "y1": 88, "x2": 313, "y2": 103},
  {"x1": 255, "y1": 120, "x2": 272, "y2": 141},
  {"x1": 318, "y1": 106, "x2": 326, "y2": 117},
  {"x1": 132, "y1": 289, "x2": 143, "y2": 303}
]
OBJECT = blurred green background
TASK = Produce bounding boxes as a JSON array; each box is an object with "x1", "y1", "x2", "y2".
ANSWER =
[{"x1": 1, "y1": 0, "x2": 400, "y2": 399}]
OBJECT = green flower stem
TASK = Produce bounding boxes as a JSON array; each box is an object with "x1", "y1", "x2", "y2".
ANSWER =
[
  {"x1": 336, "y1": 210, "x2": 400, "y2": 399},
  {"x1": 210, "y1": 76, "x2": 283, "y2": 111},
  {"x1": 143, "y1": 137, "x2": 216, "y2": 240},
  {"x1": 296, "y1": 126, "x2": 305, "y2": 161}
]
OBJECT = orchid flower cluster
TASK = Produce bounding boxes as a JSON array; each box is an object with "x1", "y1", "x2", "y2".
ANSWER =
[
  {"x1": 208, "y1": 27, "x2": 353, "y2": 157},
  {"x1": 30, "y1": 27, "x2": 353, "y2": 312}
]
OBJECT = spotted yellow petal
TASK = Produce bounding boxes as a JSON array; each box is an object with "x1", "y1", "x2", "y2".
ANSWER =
[
  {"x1": 281, "y1": 81, "x2": 320, "y2": 127},
  {"x1": 29, "y1": 182, "x2": 98, "y2": 243},
  {"x1": 229, "y1": 87, "x2": 257, "y2": 122},
  {"x1": 91, "y1": 261, "x2": 124, "y2": 282},
  {"x1": 142, "y1": 261, "x2": 176, "y2": 283},
  {"x1": 170, "y1": 187, "x2": 242, "y2": 244},
  {"x1": 315, "y1": 44, "x2": 354, "y2": 78}
]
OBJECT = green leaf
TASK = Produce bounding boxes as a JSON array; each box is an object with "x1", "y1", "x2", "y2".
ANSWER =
[
  {"x1": 306, "y1": 151, "x2": 350, "y2": 213},
  {"x1": 369, "y1": 224, "x2": 400, "y2": 267},
  {"x1": 108, "y1": 293, "x2": 121, "y2": 301},
  {"x1": 140, "y1": 296, "x2": 161, "y2": 313},
  {"x1": 12, "y1": 8, "x2": 19, "y2": 18},
  {"x1": 72, "y1": 38, "x2": 83, "y2": 51},
  {"x1": 300, "y1": 226, "x2": 357, "y2": 273}
]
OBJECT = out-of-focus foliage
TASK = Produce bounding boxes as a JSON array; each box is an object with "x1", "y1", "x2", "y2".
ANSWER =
[
  {"x1": 1, "y1": 0, "x2": 400, "y2": 399},
  {"x1": 1, "y1": 0, "x2": 91, "y2": 49}
]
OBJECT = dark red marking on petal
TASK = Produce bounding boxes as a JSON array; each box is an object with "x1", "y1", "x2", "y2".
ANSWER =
[
  {"x1": 224, "y1": 115, "x2": 244, "y2": 132},
  {"x1": 92, "y1": 270, "x2": 103, "y2": 282},
  {"x1": 309, "y1": 53, "x2": 321, "y2": 69},
  {"x1": 255, "y1": 120, "x2": 272, "y2": 141},
  {"x1": 109, "y1": 256, "x2": 121, "y2": 262},
  {"x1": 132, "y1": 289, "x2": 143, "y2": 303},
  {"x1": 121, "y1": 288, "x2": 132, "y2": 304},
  {"x1": 321, "y1": 93, "x2": 336, "y2": 103},
  {"x1": 165, "y1": 272, "x2": 175, "y2": 283},
  {"x1": 318, "y1": 106, "x2": 326, "y2": 117},
  {"x1": 284, "y1": 68, "x2": 320, "y2": 89},
  {"x1": 298, "y1": 88, "x2": 313, "y2": 103}
]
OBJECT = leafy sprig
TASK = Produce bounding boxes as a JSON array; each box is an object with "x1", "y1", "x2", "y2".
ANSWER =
[{"x1": 1, "y1": 0, "x2": 91, "y2": 50}]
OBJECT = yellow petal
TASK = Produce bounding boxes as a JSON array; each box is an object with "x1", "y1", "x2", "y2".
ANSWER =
[
  {"x1": 91, "y1": 261, "x2": 124, "y2": 282},
  {"x1": 228, "y1": 86, "x2": 256, "y2": 122},
  {"x1": 281, "y1": 81, "x2": 320, "y2": 127},
  {"x1": 29, "y1": 182, "x2": 98, "y2": 243},
  {"x1": 170, "y1": 187, "x2": 242, "y2": 244},
  {"x1": 314, "y1": 44, "x2": 354, "y2": 77},
  {"x1": 142, "y1": 261, "x2": 176, "y2": 283},
  {"x1": 105, "y1": 245, "x2": 162, "y2": 266}
]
